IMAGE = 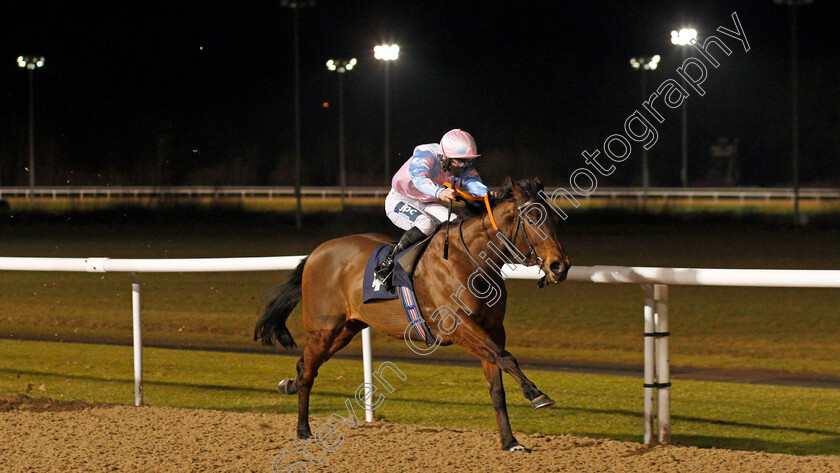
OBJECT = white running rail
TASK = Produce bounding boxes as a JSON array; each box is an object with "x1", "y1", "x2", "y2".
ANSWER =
[
  {"x1": 1, "y1": 186, "x2": 839, "y2": 202},
  {"x1": 2, "y1": 256, "x2": 840, "y2": 444}
]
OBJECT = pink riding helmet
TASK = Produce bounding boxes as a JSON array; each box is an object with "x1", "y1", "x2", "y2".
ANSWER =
[{"x1": 440, "y1": 129, "x2": 481, "y2": 159}]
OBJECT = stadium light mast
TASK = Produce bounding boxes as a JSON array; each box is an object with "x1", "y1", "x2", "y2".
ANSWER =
[
  {"x1": 17, "y1": 55, "x2": 45, "y2": 198},
  {"x1": 670, "y1": 28, "x2": 697, "y2": 188},
  {"x1": 326, "y1": 58, "x2": 357, "y2": 210},
  {"x1": 374, "y1": 43, "x2": 399, "y2": 185},
  {"x1": 775, "y1": 0, "x2": 812, "y2": 225},
  {"x1": 630, "y1": 54, "x2": 660, "y2": 207},
  {"x1": 281, "y1": 0, "x2": 316, "y2": 230}
]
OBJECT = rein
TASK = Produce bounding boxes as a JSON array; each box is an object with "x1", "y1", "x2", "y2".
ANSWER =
[
  {"x1": 443, "y1": 182, "x2": 499, "y2": 231},
  {"x1": 443, "y1": 183, "x2": 546, "y2": 282}
]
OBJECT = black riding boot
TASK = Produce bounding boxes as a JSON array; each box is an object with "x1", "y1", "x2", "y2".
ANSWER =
[{"x1": 374, "y1": 227, "x2": 427, "y2": 285}]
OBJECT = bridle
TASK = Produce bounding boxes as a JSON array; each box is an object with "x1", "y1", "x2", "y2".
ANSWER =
[
  {"x1": 444, "y1": 183, "x2": 549, "y2": 284},
  {"x1": 510, "y1": 202, "x2": 545, "y2": 268}
]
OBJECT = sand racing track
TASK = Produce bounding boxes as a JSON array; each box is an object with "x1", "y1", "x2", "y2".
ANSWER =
[{"x1": 1, "y1": 394, "x2": 838, "y2": 473}]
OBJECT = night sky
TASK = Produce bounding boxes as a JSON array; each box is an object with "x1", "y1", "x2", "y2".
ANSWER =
[{"x1": 1, "y1": 1, "x2": 838, "y2": 187}]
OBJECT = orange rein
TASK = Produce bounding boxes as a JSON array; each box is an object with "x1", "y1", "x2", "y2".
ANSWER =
[{"x1": 443, "y1": 182, "x2": 499, "y2": 231}]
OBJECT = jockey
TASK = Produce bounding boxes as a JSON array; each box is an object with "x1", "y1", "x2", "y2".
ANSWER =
[{"x1": 374, "y1": 129, "x2": 490, "y2": 284}]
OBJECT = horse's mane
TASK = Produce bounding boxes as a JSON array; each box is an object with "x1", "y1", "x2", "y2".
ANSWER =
[
  {"x1": 455, "y1": 177, "x2": 544, "y2": 219},
  {"x1": 492, "y1": 177, "x2": 544, "y2": 207}
]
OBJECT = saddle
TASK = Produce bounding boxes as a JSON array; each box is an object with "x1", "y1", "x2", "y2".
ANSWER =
[{"x1": 362, "y1": 234, "x2": 437, "y2": 346}]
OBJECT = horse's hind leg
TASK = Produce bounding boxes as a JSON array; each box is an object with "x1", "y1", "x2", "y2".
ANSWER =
[
  {"x1": 278, "y1": 321, "x2": 365, "y2": 395},
  {"x1": 277, "y1": 358, "x2": 304, "y2": 395},
  {"x1": 292, "y1": 321, "x2": 365, "y2": 439}
]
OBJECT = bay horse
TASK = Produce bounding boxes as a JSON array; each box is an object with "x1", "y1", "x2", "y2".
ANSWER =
[{"x1": 254, "y1": 177, "x2": 571, "y2": 451}]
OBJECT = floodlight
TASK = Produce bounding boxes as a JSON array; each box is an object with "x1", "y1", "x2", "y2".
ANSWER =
[
  {"x1": 374, "y1": 44, "x2": 399, "y2": 61},
  {"x1": 326, "y1": 58, "x2": 356, "y2": 73},
  {"x1": 17, "y1": 55, "x2": 45, "y2": 70},
  {"x1": 630, "y1": 56, "x2": 658, "y2": 71},
  {"x1": 671, "y1": 28, "x2": 697, "y2": 46}
]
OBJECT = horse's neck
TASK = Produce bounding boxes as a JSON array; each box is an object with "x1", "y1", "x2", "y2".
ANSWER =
[{"x1": 458, "y1": 203, "x2": 518, "y2": 269}]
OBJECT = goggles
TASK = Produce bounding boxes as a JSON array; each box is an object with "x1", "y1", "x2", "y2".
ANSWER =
[{"x1": 446, "y1": 157, "x2": 474, "y2": 167}]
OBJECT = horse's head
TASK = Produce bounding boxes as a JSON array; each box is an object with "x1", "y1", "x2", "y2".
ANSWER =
[{"x1": 494, "y1": 177, "x2": 571, "y2": 285}]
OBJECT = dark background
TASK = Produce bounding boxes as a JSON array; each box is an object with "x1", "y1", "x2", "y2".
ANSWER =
[{"x1": 1, "y1": 0, "x2": 838, "y2": 188}]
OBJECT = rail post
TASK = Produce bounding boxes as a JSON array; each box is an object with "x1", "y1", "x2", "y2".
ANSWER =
[
  {"x1": 361, "y1": 326, "x2": 374, "y2": 422},
  {"x1": 130, "y1": 273, "x2": 143, "y2": 406},
  {"x1": 642, "y1": 284, "x2": 656, "y2": 444},
  {"x1": 654, "y1": 284, "x2": 671, "y2": 443}
]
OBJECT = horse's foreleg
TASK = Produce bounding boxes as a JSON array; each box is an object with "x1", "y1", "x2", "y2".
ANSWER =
[
  {"x1": 481, "y1": 359, "x2": 525, "y2": 451},
  {"x1": 451, "y1": 318, "x2": 554, "y2": 409}
]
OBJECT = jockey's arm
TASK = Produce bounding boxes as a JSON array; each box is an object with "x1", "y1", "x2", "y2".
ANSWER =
[
  {"x1": 461, "y1": 168, "x2": 489, "y2": 197},
  {"x1": 408, "y1": 149, "x2": 444, "y2": 198}
]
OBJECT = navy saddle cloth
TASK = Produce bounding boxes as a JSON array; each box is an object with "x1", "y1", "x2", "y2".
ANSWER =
[
  {"x1": 362, "y1": 238, "x2": 437, "y2": 346},
  {"x1": 362, "y1": 243, "x2": 413, "y2": 302}
]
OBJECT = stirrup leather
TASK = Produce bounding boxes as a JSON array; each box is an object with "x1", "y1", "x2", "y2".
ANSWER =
[{"x1": 374, "y1": 244, "x2": 398, "y2": 282}]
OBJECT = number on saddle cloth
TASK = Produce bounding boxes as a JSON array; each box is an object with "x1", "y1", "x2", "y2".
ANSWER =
[{"x1": 361, "y1": 237, "x2": 437, "y2": 346}]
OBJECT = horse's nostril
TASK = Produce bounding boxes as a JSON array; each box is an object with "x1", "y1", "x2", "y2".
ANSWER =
[{"x1": 550, "y1": 261, "x2": 564, "y2": 274}]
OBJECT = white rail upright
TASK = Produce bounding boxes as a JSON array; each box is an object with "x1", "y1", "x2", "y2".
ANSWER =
[
  {"x1": 361, "y1": 327, "x2": 375, "y2": 422},
  {"x1": 642, "y1": 285, "x2": 656, "y2": 444},
  {"x1": 654, "y1": 285, "x2": 670, "y2": 443},
  {"x1": 130, "y1": 273, "x2": 143, "y2": 406}
]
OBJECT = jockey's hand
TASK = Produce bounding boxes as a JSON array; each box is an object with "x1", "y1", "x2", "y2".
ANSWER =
[
  {"x1": 439, "y1": 188, "x2": 457, "y2": 203},
  {"x1": 489, "y1": 190, "x2": 499, "y2": 200}
]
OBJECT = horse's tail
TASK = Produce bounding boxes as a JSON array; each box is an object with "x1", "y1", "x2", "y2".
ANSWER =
[{"x1": 254, "y1": 257, "x2": 307, "y2": 349}]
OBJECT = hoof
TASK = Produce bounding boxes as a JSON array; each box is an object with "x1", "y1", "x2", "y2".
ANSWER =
[
  {"x1": 278, "y1": 379, "x2": 298, "y2": 395},
  {"x1": 506, "y1": 444, "x2": 529, "y2": 452},
  {"x1": 296, "y1": 430, "x2": 313, "y2": 440},
  {"x1": 530, "y1": 394, "x2": 555, "y2": 409}
]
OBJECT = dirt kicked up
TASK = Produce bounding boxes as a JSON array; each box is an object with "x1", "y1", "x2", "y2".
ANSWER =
[{"x1": 1, "y1": 394, "x2": 837, "y2": 473}]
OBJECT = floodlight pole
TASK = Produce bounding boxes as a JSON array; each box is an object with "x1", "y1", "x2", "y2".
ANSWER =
[
  {"x1": 631, "y1": 55, "x2": 659, "y2": 208},
  {"x1": 680, "y1": 46, "x2": 688, "y2": 188},
  {"x1": 339, "y1": 71, "x2": 346, "y2": 209},
  {"x1": 293, "y1": 7, "x2": 302, "y2": 228},
  {"x1": 17, "y1": 56, "x2": 44, "y2": 201},
  {"x1": 282, "y1": 1, "x2": 315, "y2": 229},
  {"x1": 327, "y1": 59, "x2": 355, "y2": 210},
  {"x1": 27, "y1": 68, "x2": 35, "y2": 193},
  {"x1": 775, "y1": 0, "x2": 811, "y2": 225},
  {"x1": 292, "y1": 6, "x2": 302, "y2": 229},
  {"x1": 641, "y1": 69, "x2": 649, "y2": 202},
  {"x1": 671, "y1": 29, "x2": 696, "y2": 188},
  {"x1": 375, "y1": 44, "x2": 399, "y2": 185},
  {"x1": 791, "y1": 4, "x2": 800, "y2": 224},
  {"x1": 384, "y1": 60, "x2": 391, "y2": 185}
]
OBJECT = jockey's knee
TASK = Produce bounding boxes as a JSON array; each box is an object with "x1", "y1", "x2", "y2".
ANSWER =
[{"x1": 414, "y1": 217, "x2": 437, "y2": 236}]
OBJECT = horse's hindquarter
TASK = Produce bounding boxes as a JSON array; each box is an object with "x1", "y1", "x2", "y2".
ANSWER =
[{"x1": 302, "y1": 233, "x2": 408, "y2": 336}]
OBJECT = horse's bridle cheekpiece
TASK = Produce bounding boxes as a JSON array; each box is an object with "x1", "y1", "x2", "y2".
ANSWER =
[{"x1": 444, "y1": 183, "x2": 549, "y2": 287}]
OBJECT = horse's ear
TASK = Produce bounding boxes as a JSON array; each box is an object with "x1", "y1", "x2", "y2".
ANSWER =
[
  {"x1": 503, "y1": 176, "x2": 513, "y2": 188},
  {"x1": 533, "y1": 177, "x2": 543, "y2": 191},
  {"x1": 512, "y1": 181, "x2": 528, "y2": 202}
]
